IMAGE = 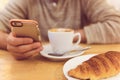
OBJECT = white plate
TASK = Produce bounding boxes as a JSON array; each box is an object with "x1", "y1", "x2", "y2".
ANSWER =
[
  {"x1": 63, "y1": 54, "x2": 120, "y2": 80},
  {"x1": 40, "y1": 44, "x2": 85, "y2": 61}
]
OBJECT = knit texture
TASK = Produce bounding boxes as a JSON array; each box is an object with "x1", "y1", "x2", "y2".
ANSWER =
[{"x1": 0, "y1": 0, "x2": 120, "y2": 43}]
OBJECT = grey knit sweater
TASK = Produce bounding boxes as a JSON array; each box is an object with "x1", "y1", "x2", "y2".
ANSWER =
[{"x1": 0, "y1": 0, "x2": 120, "y2": 44}]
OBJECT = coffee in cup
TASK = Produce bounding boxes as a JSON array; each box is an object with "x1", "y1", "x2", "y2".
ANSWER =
[{"x1": 48, "y1": 28, "x2": 81, "y2": 55}]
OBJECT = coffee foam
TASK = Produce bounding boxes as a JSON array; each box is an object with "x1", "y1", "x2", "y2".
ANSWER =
[{"x1": 49, "y1": 28, "x2": 73, "y2": 32}]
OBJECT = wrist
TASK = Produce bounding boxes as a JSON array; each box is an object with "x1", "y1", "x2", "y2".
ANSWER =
[{"x1": 0, "y1": 31, "x2": 8, "y2": 49}]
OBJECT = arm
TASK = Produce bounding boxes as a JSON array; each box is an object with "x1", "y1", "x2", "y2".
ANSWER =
[
  {"x1": 81, "y1": 0, "x2": 120, "y2": 44},
  {"x1": 0, "y1": 0, "x2": 28, "y2": 32},
  {"x1": 0, "y1": 0, "x2": 43, "y2": 60},
  {"x1": 0, "y1": 0, "x2": 28, "y2": 49}
]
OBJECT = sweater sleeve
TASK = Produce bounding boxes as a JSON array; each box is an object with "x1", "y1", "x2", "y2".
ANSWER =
[
  {"x1": 0, "y1": 0, "x2": 28, "y2": 33},
  {"x1": 81, "y1": 0, "x2": 120, "y2": 44}
]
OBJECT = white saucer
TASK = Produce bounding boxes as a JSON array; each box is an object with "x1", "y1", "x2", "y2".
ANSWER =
[
  {"x1": 40, "y1": 44, "x2": 85, "y2": 61},
  {"x1": 63, "y1": 54, "x2": 120, "y2": 80}
]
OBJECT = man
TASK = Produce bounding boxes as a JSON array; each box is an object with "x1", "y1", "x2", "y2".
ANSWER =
[{"x1": 0, "y1": 0, "x2": 120, "y2": 59}]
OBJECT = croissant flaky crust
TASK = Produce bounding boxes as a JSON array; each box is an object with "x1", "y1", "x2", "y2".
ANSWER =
[{"x1": 68, "y1": 51, "x2": 120, "y2": 80}]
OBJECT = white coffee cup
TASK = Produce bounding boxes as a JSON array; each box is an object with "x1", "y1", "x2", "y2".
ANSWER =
[{"x1": 48, "y1": 28, "x2": 81, "y2": 54}]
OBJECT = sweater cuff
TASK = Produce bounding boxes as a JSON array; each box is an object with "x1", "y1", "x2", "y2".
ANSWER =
[{"x1": 84, "y1": 24, "x2": 104, "y2": 44}]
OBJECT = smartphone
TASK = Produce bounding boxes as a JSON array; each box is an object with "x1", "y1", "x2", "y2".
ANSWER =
[{"x1": 10, "y1": 19, "x2": 41, "y2": 42}]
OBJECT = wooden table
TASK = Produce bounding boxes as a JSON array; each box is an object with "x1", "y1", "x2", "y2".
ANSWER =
[{"x1": 0, "y1": 44, "x2": 120, "y2": 80}]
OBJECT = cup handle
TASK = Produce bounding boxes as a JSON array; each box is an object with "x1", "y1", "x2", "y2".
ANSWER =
[{"x1": 73, "y1": 33, "x2": 81, "y2": 47}]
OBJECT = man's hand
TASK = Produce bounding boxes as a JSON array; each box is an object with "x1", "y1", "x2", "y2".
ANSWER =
[
  {"x1": 7, "y1": 33, "x2": 43, "y2": 60},
  {"x1": 74, "y1": 29, "x2": 87, "y2": 43}
]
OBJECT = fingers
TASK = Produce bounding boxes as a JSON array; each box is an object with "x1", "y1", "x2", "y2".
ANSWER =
[
  {"x1": 7, "y1": 33, "x2": 33, "y2": 46},
  {"x1": 12, "y1": 47, "x2": 43, "y2": 60},
  {"x1": 7, "y1": 42, "x2": 42, "y2": 53},
  {"x1": 8, "y1": 43, "x2": 43, "y2": 60},
  {"x1": 7, "y1": 33, "x2": 43, "y2": 60},
  {"x1": 24, "y1": 47, "x2": 43, "y2": 57}
]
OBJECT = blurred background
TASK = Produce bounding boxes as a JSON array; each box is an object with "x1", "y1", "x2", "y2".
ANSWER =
[
  {"x1": 0, "y1": 0, "x2": 8, "y2": 10},
  {"x1": 0, "y1": 0, "x2": 120, "y2": 10},
  {"x1": 108, "y1": 0, "x2": 120, "y2": 10}
]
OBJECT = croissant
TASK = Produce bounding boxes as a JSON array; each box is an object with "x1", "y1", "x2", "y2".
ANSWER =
[{"x1": 68, "y1": 51, "x2": 120, "y2": 80}]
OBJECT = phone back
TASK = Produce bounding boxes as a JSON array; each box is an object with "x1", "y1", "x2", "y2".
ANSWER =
[{"x1": 10, "y1": 19, "x2": 41, "y2": 42}]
